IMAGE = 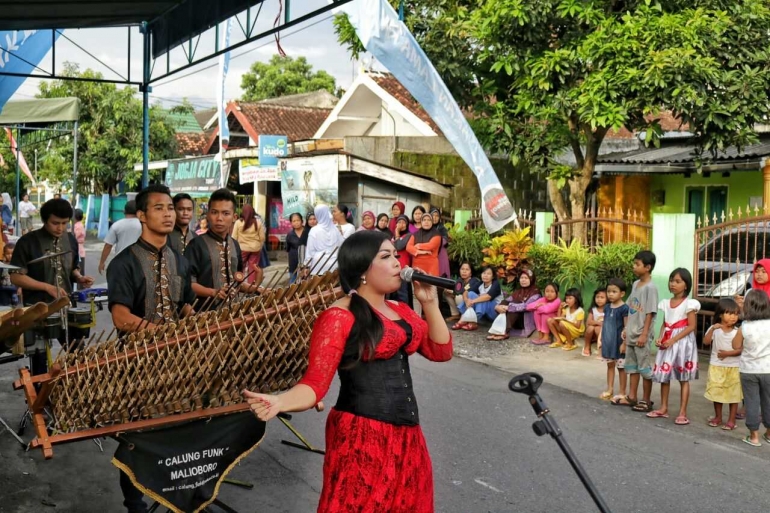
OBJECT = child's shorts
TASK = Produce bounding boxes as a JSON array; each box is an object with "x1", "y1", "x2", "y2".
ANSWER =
[
  {"x1": 625, "y1": 344, "x2": 652, "y2": 379},
  {"x1": 603, "y1": 355, "x2": 625, "y2": 369}
]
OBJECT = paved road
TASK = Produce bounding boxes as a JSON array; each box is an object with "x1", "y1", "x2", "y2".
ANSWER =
[{"x1": 3, "y1": 351, "x2": 769, "y2": 512}]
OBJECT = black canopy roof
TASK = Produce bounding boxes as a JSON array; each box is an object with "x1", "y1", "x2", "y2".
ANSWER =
[{"x1": 0, "y1": 0, "x2": 259, "y2": 58}]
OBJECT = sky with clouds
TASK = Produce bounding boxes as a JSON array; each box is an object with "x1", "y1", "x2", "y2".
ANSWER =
[{"x1": 10, "y1": 0, "x2": 364, "y2": 110}]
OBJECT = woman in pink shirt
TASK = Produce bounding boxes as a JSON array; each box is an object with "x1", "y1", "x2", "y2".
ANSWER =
[{"x1": 73, "y1": 209, "x2": 87, "y2": 278}]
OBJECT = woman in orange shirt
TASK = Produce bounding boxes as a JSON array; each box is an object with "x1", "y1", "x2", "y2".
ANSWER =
[{"x1": 406, "y1": 212, "x2": 441, "y2": 276}]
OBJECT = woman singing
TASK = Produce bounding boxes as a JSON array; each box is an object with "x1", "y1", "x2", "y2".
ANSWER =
[{"x1": 243, "y1": 230, "x2": 452, "y2": 512}]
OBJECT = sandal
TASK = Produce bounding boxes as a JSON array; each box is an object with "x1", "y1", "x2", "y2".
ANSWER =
[
  {"x1": 562, "y1": 344, "x2": 578, "y2": 351},
  {"x1": 548, "y1": 341, "x2": 564, "y2": 348},
  {"x1": 611, "y1": 395, "x2": 635, "y2": 407},
  {"x1": 763, "y1": 433, "x2": 770, "y2": 444},
  {"x1": 736, "y1": 411, "x2": 746, "y2": 420},
  {"x1": 451, "y1": 322, "x2": 466, "y2": 330},
  {"x1": 599, "y1": 391, "x2": 613, "y2": 401},
  {"x1": 674, "y1": 416, "x2": 690, "y2": 425},
  {"x1": 742, "y1": 436, "x2": 761, "y2": 447},
  {"x1": 707, "y1": 418, "x2": 722, "y2": 427},
  {"x1": 582, "y1": 350, "x2": 591, "y2": 357},
  {"x1": 531, "y1": 338, "x2": 551, "y2": 345},
  {"x1": 721, "y1": 422, "x2": 737, "y2": 431},
  {"x1": 631, "y1": 400, "x2": 654, "y2": 412},
  {"x1": 646, "y1": 410, "x2": 669, "y2": 419},
  {"x1": 461, "y1": 323, "x2": 478, "y2": 331}
]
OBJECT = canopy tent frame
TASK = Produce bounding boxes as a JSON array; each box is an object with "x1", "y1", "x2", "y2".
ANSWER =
[
  {"x1": 0, "y1": 0, "x2": 354, "y2": 188},
  {"x1": 0, "y1": 97, "x2": 80, "y2": 229}
]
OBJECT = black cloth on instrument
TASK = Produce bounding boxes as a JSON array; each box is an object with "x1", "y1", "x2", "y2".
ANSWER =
[
  {"x1": 10, "y1": 228, "x2": 80, "y2": 306},
  {"x1": 185, "y1": 231, "x2": 243, "y2": 309},
  {"x1": 167, "y1": 224, "x2": 196, "y2": 255},
  {"x1": 107, "y1": 238, "x2": 195, "y2": 324}
]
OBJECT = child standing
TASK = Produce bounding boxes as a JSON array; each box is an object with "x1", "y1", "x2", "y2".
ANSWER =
[
  {"x1": 547, "y1": 287, "x2": 585, "y2": 351},
  {"x1": 731, "y1": 289, "x2": 770, "y2": 447},
  {"x1": 602, "y1": 279, "x2": 629, "y2": 402},
  {"x1": 647, "y1": 268, "x2": 700, "y2": 425},
  {"x1": 623, "y1": 250, "x2": 659, "y2": 412},
  {"x1": 527, "y1": 282, "x2": 562, "y2": 345},
  {"x1": 584, "y1": 288, "x2": 607, "y2": 357},
  {"x1": 703, "y1": 298, "x2": 743, "y2": 430}
]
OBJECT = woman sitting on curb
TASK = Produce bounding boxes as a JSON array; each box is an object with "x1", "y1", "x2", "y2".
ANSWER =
[
  {"x1": 454, "y1": 267, "x2": 503, "y2": 331},
  {"x1": 487, "y1": 269, "x2": 541, "y2": 341},
  {"x1": 445, "y1": 262, "x2": 480, "y2": 322}
]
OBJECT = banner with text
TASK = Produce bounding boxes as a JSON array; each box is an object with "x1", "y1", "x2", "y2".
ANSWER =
[
  {"x1": 239, "y1": 158, "x2": 279, "y2": 184},
  {"x1": 280, "y1": 155, "x2": 339, "y2": 219},
  {"x1": 254, "y1": 135, "x2": 288, "y2": 183},
  {"x1": 112, "y1": 412, "x2": 265, "y2": 513},
  {"x1": 345, "y1": 0, "x2": 516, "y2": 232},
  {"x1": 166, "y1": 156, "x2": 221, "y2": 194}
]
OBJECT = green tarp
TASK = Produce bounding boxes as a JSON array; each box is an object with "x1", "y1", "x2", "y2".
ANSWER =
[{"x1": 0, "y1": 97, "x2": 79, "y2": 124}]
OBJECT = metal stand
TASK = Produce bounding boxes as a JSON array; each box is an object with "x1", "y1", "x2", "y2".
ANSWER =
[
  {"x1": 277, "y1": 412, "x2": 325, "y2": 455},
  {"x1": 509, "y1": 372, "x2": 612, "y2": 513}
]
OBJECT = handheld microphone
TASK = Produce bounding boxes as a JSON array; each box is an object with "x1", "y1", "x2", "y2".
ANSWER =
[{"x1": 399, "y1": 267, "x2": 459, "y2": 291}]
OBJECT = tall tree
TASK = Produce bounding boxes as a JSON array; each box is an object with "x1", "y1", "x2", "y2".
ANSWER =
[
  {"x1": 241, "y1": 55, "x2": 339, "y2": 101},
  {"x1": 36, "y1": 63, "x2": 179, "y2": 194},
  {"x1": 336, "y1": 1, "x2": 770, "y2": 235}
]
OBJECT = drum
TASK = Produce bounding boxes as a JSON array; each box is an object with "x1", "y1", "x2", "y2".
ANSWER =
[
  {"x1": 33, "y1": 313, "x2": 63, "y2": 341},
  {"x1": 68, "y1": 307, "x2": 93, "y2": 327}
]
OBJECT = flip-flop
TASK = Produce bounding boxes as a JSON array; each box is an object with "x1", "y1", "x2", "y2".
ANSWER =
[
  {"x1": 736, "y1": 411, "x2": 746, "y2": 420},
  {"x1": 674, "y1": 416, "x2": 690, "y2": 425},
  {"x1": 763, "y1": 433, "x2": 770, "y2": 444},
  {"x1": 646, "y1": 410, "x2": 669, "y2": 419},
  {"x1": 707, "y1": 418, "x2": 722, "y2": 428},
  {"x1": 721, "y1": 422, "x2": 737, "y2": 431},
  {"x1": 451, "y1": 322, "x2": 465, "y2": 330},
  {"x1": 563, "y1": 345, "x2": 578, "y2": 351},
  {"x1": 531, "y1": 339, "x2": 550, "y2": 345},
  {"x1": 581, "y1": 351, "x2": 591, "y2": 357},
  {"x1": 599, "y1": 391, "x2": 613, "y2": 400},
  {"x1": 548, "y1": 342, "x2": 563, "y2": 348},
  {"x1": 742, "y1": 436, "x2": 761, "y2": 447},
  {"x1": 461, "y1": 323, "x2": 478, "y2": 331}
]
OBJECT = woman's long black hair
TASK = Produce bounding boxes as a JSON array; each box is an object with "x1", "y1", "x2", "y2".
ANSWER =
[{"x1": 338, "y1": 230, "x2": 392, "y2": 365}]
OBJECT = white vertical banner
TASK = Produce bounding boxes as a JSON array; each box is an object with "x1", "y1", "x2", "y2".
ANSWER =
[
  {"x1": 217, "y1": 18, "x2": 233, "y2": 188},
  {"x1": 343, "y1": 0, "x2": 516, "y2": 232}
]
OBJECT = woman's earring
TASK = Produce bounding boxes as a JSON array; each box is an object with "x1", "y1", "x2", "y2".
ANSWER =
[{"x1": 361, "y1": 276, "x2": 367, "y2": 285}]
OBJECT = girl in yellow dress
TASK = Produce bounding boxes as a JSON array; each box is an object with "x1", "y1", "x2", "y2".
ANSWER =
[
  {"x1": 703, "y1": 298, "x2": 743, "y2": 431},
  {"x1": 547, "y1": 288, "x2": 586, "y2": 351}
]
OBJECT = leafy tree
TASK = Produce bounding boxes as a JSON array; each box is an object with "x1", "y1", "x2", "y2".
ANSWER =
[
  {"x1": 241, "y1": 55, "x2": 339, "y2": 101},
  {"x1": 335, "y1": 1, "x2": 770, "y2": 236},
  {"x1": 36, "y1": 62, "x2": 179, "y2": 194},
  {"x1": 169, "y1": 98, "x2": 196, "y2": 115}
]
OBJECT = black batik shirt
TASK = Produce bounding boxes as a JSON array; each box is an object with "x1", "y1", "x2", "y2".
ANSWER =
[
  {"x1": 185, "y1": 231, "x2": 243, "y2": 308},
  {"x1": 10, "y1": 228, "x2": 80, "y2": 306},
  {"x1": 167, "y1": 224, "x2": 196, "y2": 255},
  {"x1": 107, "y1": 238, "x2": 195, "y2": 324}
]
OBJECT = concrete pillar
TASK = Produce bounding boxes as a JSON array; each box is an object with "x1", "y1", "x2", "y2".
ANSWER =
[
  {"x1": 254, "y1": 181, "x2": 268, "y2": 219},
  {"x1": 650, "y1": 213, "x2": 696, "y2": 335},
  {"x1": 763, "y1": 163, "x2": 770, "y2": 213},
  {"x1": 454, "y1": 210, "x2": 473, "y2": 231},
  {"x1": 535, "y1": 211, "x2": 554, "y2": 244}
]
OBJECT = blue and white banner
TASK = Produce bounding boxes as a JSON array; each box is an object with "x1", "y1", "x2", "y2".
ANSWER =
[
  {"x1": 344, "y1": 0, "x2": 516, "y2": 232},
  {"x1": 216, "y1": 19, "x2": 233, "y2": 150},
  {"x1": 0, "y1": 30, "x2": 60, "y2": 111}
]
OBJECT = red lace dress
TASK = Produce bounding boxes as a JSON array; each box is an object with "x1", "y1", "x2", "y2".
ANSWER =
[{"x1": 298, "y1": 301, "x2": 453, "y2": 513}]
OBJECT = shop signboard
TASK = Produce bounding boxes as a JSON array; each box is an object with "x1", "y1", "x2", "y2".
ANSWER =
[{"x1": 166, "y1": 156, "x2": 221, "y2": 193}]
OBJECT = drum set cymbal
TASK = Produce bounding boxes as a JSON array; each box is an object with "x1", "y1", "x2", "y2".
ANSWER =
[{"x1": 27, "y1": 251, "x2": 72, "y2": 265}]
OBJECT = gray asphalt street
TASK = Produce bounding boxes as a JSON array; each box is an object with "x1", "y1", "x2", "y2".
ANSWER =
[{"x1": 3, "y1": 351, "x2": 770, "y2": 512}]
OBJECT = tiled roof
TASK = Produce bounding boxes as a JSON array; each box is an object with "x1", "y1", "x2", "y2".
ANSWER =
[
  {"x1": 164, "y1": 111, "x2": 204, "y2": 133},
  {"x1": 235, "y1": 102, "x2": 332, "y2": 142},
  {"x1": 175, "y1": 132, "x2": 208, "y2": 156},
  {"x1": 606, "y1": 111, "x2": 689, "y2": 139},
  {"x1": 368, "y1": 72, "x2": 442, "y2": 135}
]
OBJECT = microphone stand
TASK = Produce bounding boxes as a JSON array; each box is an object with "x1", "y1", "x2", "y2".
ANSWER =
[{"x1": 509, "y1": 372, "x2": 612, "y2": 513}]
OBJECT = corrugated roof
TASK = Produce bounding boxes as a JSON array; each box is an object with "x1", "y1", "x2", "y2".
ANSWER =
[
  {"x1": 598, "y1": 140, "x2": 770, "y2": 165},
  {"x1": 164, "y1": 111, "x2": 204, "y2": 133}
]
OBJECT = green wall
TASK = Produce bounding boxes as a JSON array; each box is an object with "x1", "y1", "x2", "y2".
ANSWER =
[{"x1": 649, "y1": 171, "x2": 762, "y2": 218}]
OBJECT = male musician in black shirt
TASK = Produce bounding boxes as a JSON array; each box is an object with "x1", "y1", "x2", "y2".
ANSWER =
[
  {"x1": 10, "y1": 198, "x2": 94, "y2": 375},
  {"x1": 185, "y1": 189, "x2": 258, "y2": 309},
  {"x1": 106, "y1": 184, "x2": 195, "y2": 513},
  {"x1": 167, "y1": 193, "x2": 196, "y2": 255}
]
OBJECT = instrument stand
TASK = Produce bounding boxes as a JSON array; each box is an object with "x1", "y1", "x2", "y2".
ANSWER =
[
  {"x1": 0, "y1": 412, "x2": 26, "y2": 447},
  {"x1": 509, "y1": 372, "x2": 612, "y2": 513},
  {"x1": 277, "y1": 412, "x2": 325, "y2": 455}
]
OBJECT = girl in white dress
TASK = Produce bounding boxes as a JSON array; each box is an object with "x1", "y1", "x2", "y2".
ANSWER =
[{"x1": 647, "y1": 268, "x2": 700, "y2": 425}]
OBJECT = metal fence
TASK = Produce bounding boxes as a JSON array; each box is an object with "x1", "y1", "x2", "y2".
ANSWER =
[{"x1": 549, "y1": 208, "x2": 651, "y2": 251}]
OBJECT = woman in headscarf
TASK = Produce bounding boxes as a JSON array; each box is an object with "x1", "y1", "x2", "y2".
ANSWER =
[
  {"x1": 232, "y1": 204, "x2": 266, "y2": 284},
  {"x1": 392, "y1": 214, "x2": 413, "y2": 304},
  {"x1": 305, "y1": 204, "x2": 344, "y2": 274},
  {"x1": 429, "y1": 206, "x2": 451, "y2": 279},
  {"x1": 376, "y1": 213, "x2": 392, "y2": 237},
  {"x1": 487, "y1": 269, "x2": 541, "y2": 340},
  {"x1": 356, "y1": 211, "x2": 376, "y2": 232},
  {"x1": 406, "y1": 212, "x2": 441, "y2": 277},
  {"x1": 388, "y1": 201, "x2": 406, "y2": 234}
]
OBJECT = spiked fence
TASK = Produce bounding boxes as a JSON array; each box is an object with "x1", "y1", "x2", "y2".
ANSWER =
[{"x1": 14, "y1": 271, "x2": 342, "y2": 459}]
